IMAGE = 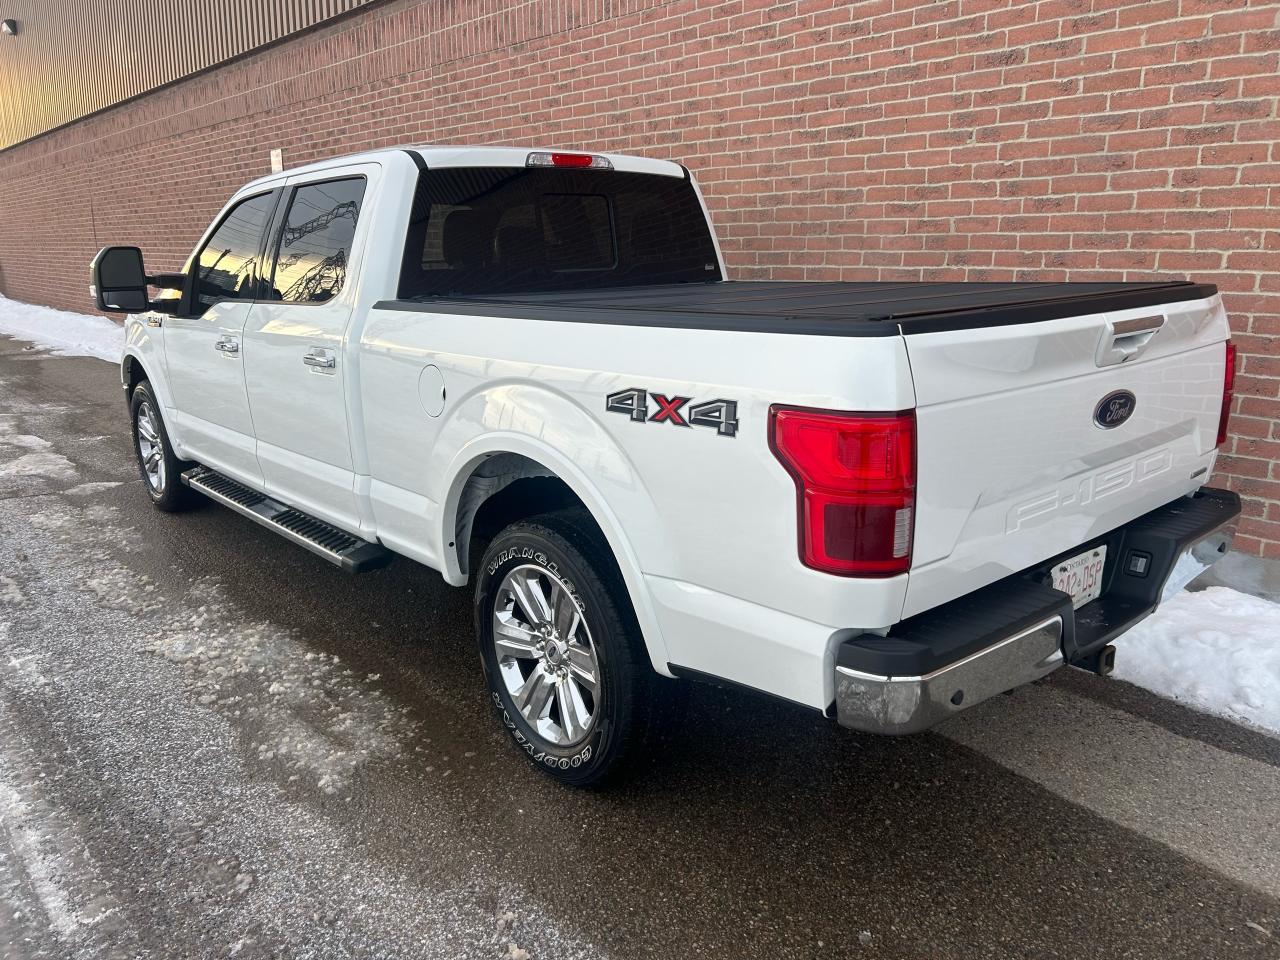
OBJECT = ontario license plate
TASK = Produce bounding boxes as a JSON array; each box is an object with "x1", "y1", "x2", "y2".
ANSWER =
[{"x1": 1051, "y1": 546, "x2": 1107, "y2": 609}]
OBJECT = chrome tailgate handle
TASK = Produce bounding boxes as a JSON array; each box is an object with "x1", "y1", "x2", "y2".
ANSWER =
[{"x1": 1095, "y1": 314, "x2": 1163, "y2": 367}]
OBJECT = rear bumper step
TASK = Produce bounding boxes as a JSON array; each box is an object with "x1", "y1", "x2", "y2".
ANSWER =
[
  {"x1": 834, "y1": 487, "x2": 1240, "y2": 735},
  {"x1": 180, "y1": 467, "x2": 391, "y2": 573}
]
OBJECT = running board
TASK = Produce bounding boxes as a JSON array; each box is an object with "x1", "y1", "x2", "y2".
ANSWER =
[{"x1": 180, "y1": 466, "x2": 391, "y2": 573}]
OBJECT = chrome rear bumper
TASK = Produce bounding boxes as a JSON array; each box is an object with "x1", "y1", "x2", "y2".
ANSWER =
[
  {"x1": 834, "y1": 617, "x2": 1064, "y2": 735},
  {"x1": 833, "y1": 487, "x2": 1240, "y2": 736}
]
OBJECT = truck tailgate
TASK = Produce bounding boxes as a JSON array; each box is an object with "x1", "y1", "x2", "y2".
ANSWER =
[{"x1": 902, "y1": 293, "x2": 1229, "y2": 619}]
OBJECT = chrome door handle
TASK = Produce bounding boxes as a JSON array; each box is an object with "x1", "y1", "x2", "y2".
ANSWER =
[
  {"x1": 302, "y1": 348, "x2": 336, "y2": 370},
  {"x1": 215, "y1": 337, "x2": 239, "y2": 355}
]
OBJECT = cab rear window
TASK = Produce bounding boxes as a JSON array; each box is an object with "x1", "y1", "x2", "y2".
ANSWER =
[{"x1": 398, "y1": 167, "x2": 721, "y2": 298}]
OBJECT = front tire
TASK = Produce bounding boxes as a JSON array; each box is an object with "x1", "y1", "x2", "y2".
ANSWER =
[
  {"x1": 129, "y1": 381, "x2": 199, "y2": 512},
  {"x1": 475, "y1": 510, "x2": 655, "y2": 787}
]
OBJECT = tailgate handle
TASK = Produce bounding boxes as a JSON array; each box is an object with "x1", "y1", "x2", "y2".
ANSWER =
[{"x1": 1096, "y1": 314, "x2": 1163, "y2": 367}]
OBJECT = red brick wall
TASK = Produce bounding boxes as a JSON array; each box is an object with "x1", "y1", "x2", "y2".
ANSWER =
[{"x1": 1, "y1": 0, "x2": 1278, "y2": 555}]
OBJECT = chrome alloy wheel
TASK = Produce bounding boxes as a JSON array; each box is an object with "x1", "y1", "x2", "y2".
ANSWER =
[
  {"x1": 492, "y1": 564, "x2": 601, "y2": 746},
  {"x1": 135, "y1": 399, "x2": 166, "y2": 493}
]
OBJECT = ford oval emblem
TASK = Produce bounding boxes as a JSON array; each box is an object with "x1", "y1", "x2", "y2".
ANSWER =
[{"x1": 1094, "y1": 390, "x2": 1136, "y2": 429}]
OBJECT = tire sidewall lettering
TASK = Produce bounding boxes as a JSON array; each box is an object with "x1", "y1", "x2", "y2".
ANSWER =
[
  {"x1": 485, "y1": 546, "x2": 587, "y2": 617},
  {"x1": 479, "y1": 526, "x2": 616, "y2": 780},
  {"x1": 492, "y1": 692, "x2": 594, "y2": 768}
]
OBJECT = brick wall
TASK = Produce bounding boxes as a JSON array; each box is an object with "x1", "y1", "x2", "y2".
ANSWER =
[{"x1": 1, "y1": 0, "x2": 1278, "y2": 555}]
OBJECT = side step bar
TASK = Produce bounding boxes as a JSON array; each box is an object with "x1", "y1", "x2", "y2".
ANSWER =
[{"x1": 180, "y1": 466, "x2": 392, "y2": 573}]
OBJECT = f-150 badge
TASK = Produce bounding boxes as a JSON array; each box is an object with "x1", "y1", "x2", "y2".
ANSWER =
[{"x1": 606, "y1": 388, "x2": 739, "y2": 437}]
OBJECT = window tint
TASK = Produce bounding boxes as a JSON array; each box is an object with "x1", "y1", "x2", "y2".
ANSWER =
[
  {"x1": 194, "y1": 192, "x2": 276, "y2": 309},
  {"x1": 269, "y1": 178, "x2": 366, "y2": 303},
  {"x1": 399, "y1": 168, "x2": 720, "y2": 298}
]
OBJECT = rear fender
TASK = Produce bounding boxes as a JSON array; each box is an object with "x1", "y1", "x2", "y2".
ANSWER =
[{"x1": 434, "y1": 384, "x2": 672, "y2": 675}]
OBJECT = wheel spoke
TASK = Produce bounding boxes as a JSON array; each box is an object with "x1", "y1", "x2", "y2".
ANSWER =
[
  {"x1": 137, "y1": 420, "x2": 158, "y2": 444},
  {"x1": 555, "y1": 677, "x2": 589, "y2": 742},
  {"x1": 492, "y1": 612, "x2": 541, "y2": 660},
  {"x1": 514, "y1": 664, "x2": 554, "y2": 722},
  {"x1": 492, "y1": 563, "x2": 602, "y2": 747},
  {"x1": 509, "y1": 570, "x2": 553, "y2": 627},
  {"x1": 145, "y1": 450, "x2": 162, "y2": 469},
  {"x1": 565, "y1": 644, "x2": 598, "y2": 696},
  {"x1": 553, "y1": 587, "x2": 578, "y2": 641}
]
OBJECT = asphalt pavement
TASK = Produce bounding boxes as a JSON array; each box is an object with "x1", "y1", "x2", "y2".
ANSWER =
[{"x1": 0, "y1": 334, "x2": 1277, "y2": 959}]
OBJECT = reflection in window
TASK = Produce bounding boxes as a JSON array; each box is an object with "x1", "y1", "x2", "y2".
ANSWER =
[
  {"x1": 271, "y1": 178, "x2": 365, "y2": 303},
  {"x1": 194, "y1": 192, "x2": 276, "y2": 309}
]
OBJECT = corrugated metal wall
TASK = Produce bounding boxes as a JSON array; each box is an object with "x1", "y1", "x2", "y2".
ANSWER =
[{"x1": 0, "y1": 0, "x2": 374, "y2": 149}]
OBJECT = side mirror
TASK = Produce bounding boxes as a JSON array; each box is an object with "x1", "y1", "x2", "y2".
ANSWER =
[{"x1": 90, "y1": 246, "x2": 150, "y2": 312}]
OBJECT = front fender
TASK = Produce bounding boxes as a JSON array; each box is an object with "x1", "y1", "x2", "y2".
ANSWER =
[
  {"x1": 432, "y1": 383, "x2": 673, "y2": 675},
  {"x1": 121, "y1": 316, "x2": 187, "y2": 454}
]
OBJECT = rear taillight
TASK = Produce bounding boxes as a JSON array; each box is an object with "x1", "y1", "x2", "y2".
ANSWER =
[
  {"x1": 1217, "y1": 340, "x2": 1236, "y2": 447},
  {"x1": 769, "y1": 407, "x2": 916, "y2": 577}
]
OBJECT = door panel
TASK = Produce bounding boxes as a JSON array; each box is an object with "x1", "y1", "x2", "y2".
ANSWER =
[
  {"x1": 164, "y1": 301, "x2": 261, "y2": 480},
  {"x1": 244, "y1": 173, "x2": 371, "y2": 530},
  {"x1": 162, "y1": 190, "x2": 279, "y2": 484}
]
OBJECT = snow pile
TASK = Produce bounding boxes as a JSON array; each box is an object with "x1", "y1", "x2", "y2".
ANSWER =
[
  {"x1": 1114, "y1": 586, "x2": 1280, "y2": 735},
  {"x1": 0, "y1": 292, "x2": 124, "y2": 362}
]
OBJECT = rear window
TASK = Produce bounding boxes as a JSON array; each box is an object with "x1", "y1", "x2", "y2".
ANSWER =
[{"x1": 398, "y1": 167, "x2": 721, "y2": 298}]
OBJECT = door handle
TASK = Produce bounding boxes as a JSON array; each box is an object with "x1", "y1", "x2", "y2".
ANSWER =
[
  {"x1": 302, "y1": 348, "x2": 336, "y2": 370},
  {"x1": 215, "y1": 336, "x2": 240, "y2": 355}
]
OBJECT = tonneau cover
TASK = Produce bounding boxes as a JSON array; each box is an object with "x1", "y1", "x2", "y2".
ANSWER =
[{"x1": 376, "y1": 280, "x2": 1217, "y2": 337}]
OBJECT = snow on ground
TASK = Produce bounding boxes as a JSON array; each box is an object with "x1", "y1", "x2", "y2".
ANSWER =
[
  {"x1": 0, "y1": 293, "x2": 123, "y2": 362},
  {"x1": 0, "y1": 754, "x2": 117, "y2": 939},
  {"x1": 1114, "y1": 585, "x2": 1280, "y2": 736},
  {"x1": 0, "y1": 576, "x2": 23, "y2": 605},
  {"x1": 1, "y1": 496, "x2": 601, "y2": 960},
  {"x1": 27, "y1": 499, "x2": 419, "y2": 797},
  {"x1": 0, "y1": 430, "x2": 77, "y2": 486}
]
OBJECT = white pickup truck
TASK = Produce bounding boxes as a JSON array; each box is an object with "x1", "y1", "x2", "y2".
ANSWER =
[{"x1": 91, "y1": 145, "x2": 1241, "y2": 786}]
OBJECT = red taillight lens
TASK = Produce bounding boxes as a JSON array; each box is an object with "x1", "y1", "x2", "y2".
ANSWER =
[
  {"x1": 1217, "y1": 340, "x2": 1236, "y2": 447},
  {"x1": 769, "y1": 407, "x2": 916, "y2": 576}
]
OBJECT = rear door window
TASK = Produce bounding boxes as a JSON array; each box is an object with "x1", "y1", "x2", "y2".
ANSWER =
[{"x1": 267, "y1": 177, "x2": 366, "y2": 303}]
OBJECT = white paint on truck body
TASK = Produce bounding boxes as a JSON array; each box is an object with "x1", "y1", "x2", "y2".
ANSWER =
[{"x1": 120, "y1": 145, "x2": 1232, "y2": 713}]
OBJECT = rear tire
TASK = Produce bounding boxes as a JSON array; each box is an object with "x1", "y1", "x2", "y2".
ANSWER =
[
  {"x1": 129, "y1": 381, "x2": 200, "y2": 513},
  {"x1": 475, "y1": 509, "x2": 657, "y2": 787}
]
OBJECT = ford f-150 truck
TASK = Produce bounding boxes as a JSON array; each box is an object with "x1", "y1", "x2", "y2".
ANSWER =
[{"x1": 90, "y1": 145, "x2": 1241, "y2": 786}]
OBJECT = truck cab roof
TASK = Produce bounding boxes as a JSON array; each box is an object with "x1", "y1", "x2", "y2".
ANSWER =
[{"x1": 239, "y1": 144, "x2": 686, "y2": 193}]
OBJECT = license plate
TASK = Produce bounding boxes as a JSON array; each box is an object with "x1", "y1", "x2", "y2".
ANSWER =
[{"x1": 1051, "y1": 546, "x2": 1107, "y2": 609}]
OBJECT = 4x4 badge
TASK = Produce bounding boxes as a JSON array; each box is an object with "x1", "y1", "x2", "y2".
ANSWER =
[{"x1": 606, "y1": 388, "x2": 739, "y2": 437}]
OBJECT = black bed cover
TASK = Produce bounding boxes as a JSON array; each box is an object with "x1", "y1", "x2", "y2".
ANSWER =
[{"x1": 374, "y1": 280, "x2": 1217, "y2": 337}]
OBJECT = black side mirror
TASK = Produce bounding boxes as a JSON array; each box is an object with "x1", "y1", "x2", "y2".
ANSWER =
[{"x1": 90, "y1": 246, "x2": 150, "y2": 312}]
